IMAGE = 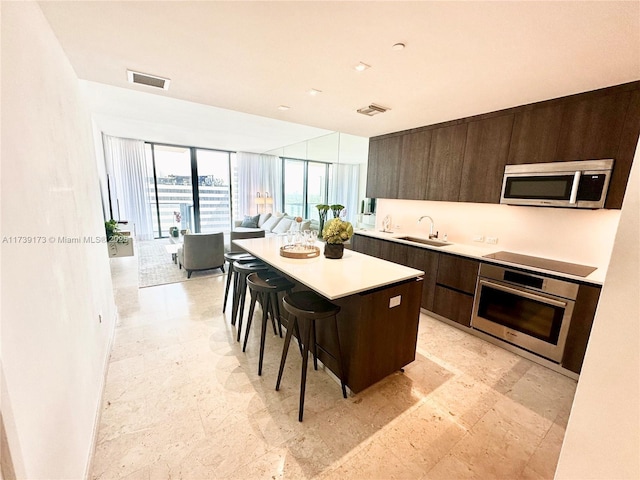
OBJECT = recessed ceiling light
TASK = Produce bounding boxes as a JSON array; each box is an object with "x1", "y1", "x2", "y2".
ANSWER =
[
  {"x1": 354, "y1": 62, "x2": 371, "y2": 72},
  {"x1": 308, "y1": 89, "x2": 322, "y2": 96},
  {"x1": 277, "y1": 105, "x2": 290, "y2": 111},
  {"x1": 392, "y1": 43, "x2": 406, "y2": 51}
]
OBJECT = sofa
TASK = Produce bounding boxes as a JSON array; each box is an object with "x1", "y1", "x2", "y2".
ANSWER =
[{"x1": 233, "y1": 212, "x2": 319, "y2": 237}]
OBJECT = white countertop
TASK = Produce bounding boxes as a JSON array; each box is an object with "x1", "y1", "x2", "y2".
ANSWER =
[
  {"x1": 354, "y1": 229, "x2": 606, "y2": 285},
  {"x1": 233, "y1": 237, "x2": 425, "y2": 300}
]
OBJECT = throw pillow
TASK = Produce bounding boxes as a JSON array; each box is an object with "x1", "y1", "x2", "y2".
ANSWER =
[
  {"x1": 261, "y1": 215, "x2": 282, "y2": 232},
  {"x1": 272, "y1": 217, "x2": 294, "y2": 234},
  {"x1": 257, "y1": 212, "x2": 272, "y2": 227},
  {"x1": 240, "y1": 214, "x2": 260, "y2": 228},
  {"x1": 289, "y1": 219, "x2": 311, "y2": 232}
]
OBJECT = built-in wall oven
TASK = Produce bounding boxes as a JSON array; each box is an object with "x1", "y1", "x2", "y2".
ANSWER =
[{"x1": 471, "y1": 263, "x2": 579, "y2": 363}]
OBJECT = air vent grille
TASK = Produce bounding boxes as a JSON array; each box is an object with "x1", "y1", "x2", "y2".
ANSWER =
[
  {"x1": 127, "y1": 70, "x2": 170, "y2": 90},
  {"x1": 357, "y1": 103, "x2": 390, "y2": 116}
]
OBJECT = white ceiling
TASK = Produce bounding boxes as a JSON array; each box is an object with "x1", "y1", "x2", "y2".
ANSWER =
[{"x1": 40, "y1": 1, "x2": 639, "y2": 146}]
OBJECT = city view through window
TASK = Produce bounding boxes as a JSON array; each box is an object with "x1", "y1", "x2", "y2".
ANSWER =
[
  {"x1": 145, "y1": 144, "x2": 234, "y2": 238},
  {"x1": 145, "y1": 144, "x2": 334, "y2": 239}
]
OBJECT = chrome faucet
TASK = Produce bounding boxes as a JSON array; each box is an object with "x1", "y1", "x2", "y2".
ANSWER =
[{"x1": 418, "y1": 215, "x2": 438, "y2": 239}]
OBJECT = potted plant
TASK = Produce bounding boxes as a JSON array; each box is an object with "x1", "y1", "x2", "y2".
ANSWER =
[
  {"x1": 105, "y1": 219, "x2": 133, "y2": 257},
  {"x1": 105, "y1": 219, "x2": 121, "y2": 241},
  {"x1": 316, "y1": 204, "x2": 330, "y2": 238},
  {"x1": 322, "y1": 218, "x2": 354, "y2": 259}
]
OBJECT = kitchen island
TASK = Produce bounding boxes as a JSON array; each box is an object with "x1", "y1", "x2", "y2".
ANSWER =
[{"x1": 234, "y1": 237, "x2": 425, "y2": 393}]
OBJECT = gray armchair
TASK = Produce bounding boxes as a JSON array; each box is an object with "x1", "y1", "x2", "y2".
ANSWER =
[{"x1": 177, "y1": 232, "x2": 225, "y2": 278}]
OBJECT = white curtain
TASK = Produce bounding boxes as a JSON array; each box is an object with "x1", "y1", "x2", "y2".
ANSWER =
[
  {"x1": 328, "y1": 163, "x2": 360, "y2": 224},
  {"x1": 236, "y1": 152, "x2": 283, "y2": 218},
  {"x1": 102, "y1": 134, "x2": 154, "y2": 241}
]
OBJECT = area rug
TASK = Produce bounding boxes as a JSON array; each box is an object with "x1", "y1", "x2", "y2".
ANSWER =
[{"x1": 137, "y1": 239, "x2": 225, "y2": 288}]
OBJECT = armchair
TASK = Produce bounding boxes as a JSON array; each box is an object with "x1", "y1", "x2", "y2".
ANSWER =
[{"x1": 177, "y1": 232, "x2": 225, "y2": 278}]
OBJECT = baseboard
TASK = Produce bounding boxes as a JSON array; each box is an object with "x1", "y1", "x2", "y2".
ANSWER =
[{"x1": 83, "y1": 310, "x2": 117, "y2": 480}]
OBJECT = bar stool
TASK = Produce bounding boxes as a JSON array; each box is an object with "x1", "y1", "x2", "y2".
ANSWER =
[
  {"x1": 243, "y1": 272, "x2": 296, "y2": 375},
  {"x1": 231, "y1": 261, "x2": 271, "y2": 340},
  {"x1": 276, "y1": 291, "x2": 348, "y2": 422},
  {"x1": 222, "y1": 251, "x2": 254, "y2": 313}
]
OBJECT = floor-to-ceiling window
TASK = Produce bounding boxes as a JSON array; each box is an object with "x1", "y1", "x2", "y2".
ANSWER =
[
  {"x1": 196, "y1": 149, "x2": 232, "y2": 233},
  {"x1": 146, "y1": 143, "x2": 233, "y2": 238},
  {"x1": 283, "y1": 158, "x2": 329, "y2": 219}
]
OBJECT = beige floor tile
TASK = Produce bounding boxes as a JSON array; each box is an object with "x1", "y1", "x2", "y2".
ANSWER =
[{"x1": 91, "y1": 254, "x2": 578, "y2": 480}]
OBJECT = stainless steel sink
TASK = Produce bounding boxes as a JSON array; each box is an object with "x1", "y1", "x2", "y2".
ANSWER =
[{"x1": 396, "y1": 236, "x2": 450, "y2": 247}]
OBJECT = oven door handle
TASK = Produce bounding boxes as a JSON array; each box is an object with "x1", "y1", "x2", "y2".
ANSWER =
[{"x1": 479, "y1": 279, "x2": 568, "y2": 308}]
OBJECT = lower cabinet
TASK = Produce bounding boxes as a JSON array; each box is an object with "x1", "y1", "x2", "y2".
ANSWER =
[
  {"x1": 562, "y1": 284, "x2": 601, "y2": 374},
  {"x1": 352, "y1": 234, "x2": 479, "y2": 323},
  {"x1": 352, "y1": 234, "x2": 600, "y2": 374},
  {"x1": 432, "y1": 285, "x2": 475, "y2": 327},
  {"x1": 431, "y1": 254, "x2": 480, "y2": 327}
]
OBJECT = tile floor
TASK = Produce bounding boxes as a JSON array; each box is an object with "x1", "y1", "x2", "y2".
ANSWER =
[{"x1": 92, "y1": 255, "x2": 577, "y2": 479}]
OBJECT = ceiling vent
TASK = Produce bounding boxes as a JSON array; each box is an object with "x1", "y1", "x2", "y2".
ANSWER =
[
  {"x1": 127, "y1": 70, "x2": 170, "y2": 90},
  {"x1": 357, "y1": 104, "x2": 390, "y2": 116}
]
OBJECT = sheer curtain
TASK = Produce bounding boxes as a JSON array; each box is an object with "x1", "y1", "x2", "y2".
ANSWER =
[
  {"x1": 102, "y1": 134, "x2": 154, "y2": 241},
  {"x1": 236, "y1": 152, "x2": 283, "y2": 218},
  {"x1": 328, "y1": 163, "x2": 360, "y2": 223}
]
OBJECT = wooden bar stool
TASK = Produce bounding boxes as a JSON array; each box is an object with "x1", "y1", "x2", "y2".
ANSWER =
[
  {"x1": 276, "y1": 291, "x2": 347, "y2": 421},
  {"x1": 243, "y1": 272, "x2": 295, "y2": 375},
  {"x1": 222, "y1": 251, "x2": 254, "y2": 313},
  {"x1": 231, "y1": 261, "x2": 270, "y2": 340}
]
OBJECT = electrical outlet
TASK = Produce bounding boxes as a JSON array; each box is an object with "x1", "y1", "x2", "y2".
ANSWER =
[
  {"x1": 486, "y1": 236, "x2": 499, "y2": 245},
  {"x1": 473, "y1": 234, "x2": 484, "y2": 242},
  {"x1": 389, "y1": 295, "x2": 401, "y2": 308}
]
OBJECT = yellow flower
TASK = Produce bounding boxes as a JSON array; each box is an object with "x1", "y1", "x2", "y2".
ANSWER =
[{"x1": 322, "y1": 219, "x2": 354, "y2": 244}]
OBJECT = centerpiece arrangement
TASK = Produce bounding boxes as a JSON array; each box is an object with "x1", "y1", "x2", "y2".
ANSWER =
[{"x1": 322, "y1": 218, "x2": 353, "y2": 259}]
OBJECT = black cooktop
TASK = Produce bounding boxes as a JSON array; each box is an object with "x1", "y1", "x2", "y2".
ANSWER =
[{"x1": 483, "y1": 251, "x2": 597, "y2": 278}]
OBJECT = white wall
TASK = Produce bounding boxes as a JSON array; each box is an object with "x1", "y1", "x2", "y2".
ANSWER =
[
  {"x1": 0, "y1": 2, "x2": 116, "y2": 478},
  {"x1": 374, "y1": 199, "x2": 621, "y2": 272},
  {"x1": 555, "y1": 144, "x2": 640, "y2": 478}
]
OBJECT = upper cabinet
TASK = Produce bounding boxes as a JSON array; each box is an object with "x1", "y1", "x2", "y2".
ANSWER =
[
  {"x1": 426, "y1": 124, "x2": 468, "y2": 202},
  {"x1": 459, "y1": 114, "x2": 514, "y2": 203},
  {"x1": 365, "y1": 135, "x2": 402, "y2": 199},
  {"x1": 508, "y1": 103, "x2": 564, "y2": 164},
  {"x1": 398, "y1": 130, "x2": 432, "y2": 200},
  {"x1": 367, "y1": 81, "x2": 640, "y2": 209},
  {"x1": 555, "y1": 90, "x2": 630, "y2": 161}
]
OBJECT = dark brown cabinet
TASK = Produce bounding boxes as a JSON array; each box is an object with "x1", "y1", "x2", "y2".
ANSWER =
[
  {"x1": 555, "y1": 90, "x2": 630, "y2": 162},
  {"x1": 366, "y1": 81, "x2": 640, "y2": 209},
  {"x1": 352, "y1": 234, "x2": 602, "y2": 372},
  {"x1": 350, "y1": 234, "x2": 382, "y2": 258},
  {"x1": 426, "y1": 124, "x2": 468, "y2": 201},
  {"x1": 459, "y1": 114, "x2": 514, "y2": 203},
  {"x1": 366, "y1": 135, "x2": 402, "y2": 199},
  {"x1": 405, "y1": 245, "x2": 439, "y2": 311},
  {"x1": 508, "y1": 103, "x2": 565, "y2": 165},
  {"x1": 562, "y1": 284, "x2": 601, "y2": 374},
  {"x1": 398, "y1": 130, "x2": 432, "y2": 200},
  {"x1": 378, "y1": 239, "x2": 408, "y2": 266},
  {"x1": 352, "y1": 235, "x2": 437, "y2": 311},
  {"x1": 352, "y1": 234, "x2": 479, "y2": 325},
  {"x1": 608, "y1": 89, "x2": 640, "y2": 209},
  {"x1": 431, "y1": 254, "x2": 480, "y2": 327}
]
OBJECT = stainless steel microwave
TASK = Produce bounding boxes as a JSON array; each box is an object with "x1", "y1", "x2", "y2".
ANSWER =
[{"x1": 500, "y1": 159, "x2": 614, "y2": 209}]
